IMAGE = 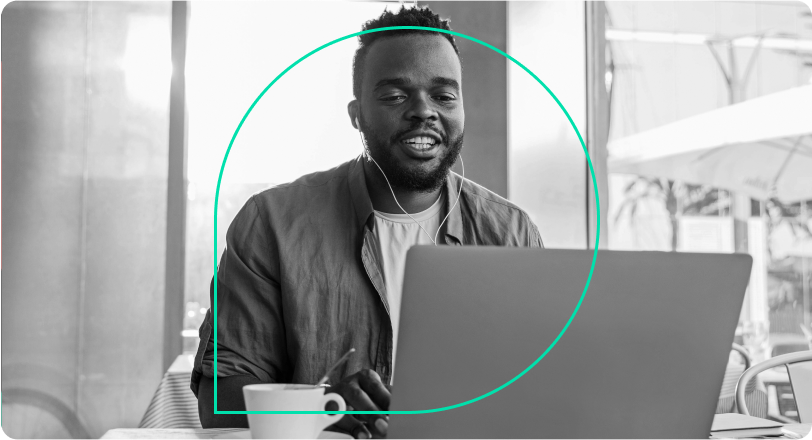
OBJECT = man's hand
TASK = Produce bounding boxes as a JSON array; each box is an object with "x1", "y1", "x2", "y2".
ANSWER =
[{"x1": 328, "y1": 369, "x2": 391, "y2": 439}]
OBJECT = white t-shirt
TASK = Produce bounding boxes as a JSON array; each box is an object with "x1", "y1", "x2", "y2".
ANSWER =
[{"x1": 373, "y1": 193, "x2": 444, "y2": 376}]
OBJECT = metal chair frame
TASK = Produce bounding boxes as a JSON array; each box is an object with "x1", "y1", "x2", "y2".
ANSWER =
[
  {"x1": 731, "y1": 343, "x2": 751, "y2": 370},
  {"x1": 736, "y1": 350, "x2": 812, "y2": 423}
]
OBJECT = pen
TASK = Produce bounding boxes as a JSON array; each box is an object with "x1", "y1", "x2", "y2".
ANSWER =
[{"x1": 315, "y1": 347, "x2": 356, "y2": 386}]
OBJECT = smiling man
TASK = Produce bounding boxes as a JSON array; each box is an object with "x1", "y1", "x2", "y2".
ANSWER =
[{"x1": 191, "y1": 6, "x2": 542, "y2": 439}]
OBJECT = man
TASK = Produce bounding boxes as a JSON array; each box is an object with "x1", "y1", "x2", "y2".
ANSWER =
[{"x1": 191, "y1": 6, "x2": 543, "y2": 438}]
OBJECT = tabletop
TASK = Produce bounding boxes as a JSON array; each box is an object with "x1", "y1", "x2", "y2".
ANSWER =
[
  {"x1": 103, "y1": 425, "x2": 811, "y2": 439},
  {"x1": 102, "y1": 428, "x2": 243, "y2": 439}
]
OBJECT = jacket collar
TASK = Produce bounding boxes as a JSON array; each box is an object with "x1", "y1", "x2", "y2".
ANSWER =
[
  {"x1": 347, "y1": 155, "x2": 465, "y2": 244},
  {"x1": 440, "y1": 172, "x2": 465, "y2": 245},
  {"x1": 347, "y1": 155, "x2": 375, "y2": 230}
]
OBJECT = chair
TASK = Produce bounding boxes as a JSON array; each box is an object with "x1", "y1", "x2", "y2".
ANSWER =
[
  {"x1": 717, "y1": 344, "x2": 750, "y2": 399},
  {"x1": 731, "y1": 343, "x2": 751, "y2": 370},
  {"x1": 716, "y1": 344, "x2": 766, "y2": 418},
  {"x1": 736, "y1": 350, "x2": 812, "y2": 423},
  {"x1": 1, "y1": 387, "x2": 90, "y2": 438}
]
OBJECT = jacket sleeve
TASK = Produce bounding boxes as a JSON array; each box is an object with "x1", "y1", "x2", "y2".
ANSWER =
[
  {"x1": 191, "y1": 195, "x2": 288, "y2": 397},
  {"x1": 517, "y1": 211, "x2": 544, "y2": 249},
  {"x1": 529, "y1": 219, "x2": 545, "y2": 249}
]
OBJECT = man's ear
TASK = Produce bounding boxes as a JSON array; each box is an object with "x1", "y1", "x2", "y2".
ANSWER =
[{"x1": 347, "y1": 100, "x2": 360, "y2": 130}]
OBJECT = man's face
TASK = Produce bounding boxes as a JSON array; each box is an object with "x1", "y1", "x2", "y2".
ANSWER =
[{"x1": 356, "y1": 33, "x2": 464, "y2": 193}]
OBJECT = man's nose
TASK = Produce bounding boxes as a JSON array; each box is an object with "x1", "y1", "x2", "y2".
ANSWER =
[{"x1": 405, "y1": 94, "x2": 438, "y2": 122}]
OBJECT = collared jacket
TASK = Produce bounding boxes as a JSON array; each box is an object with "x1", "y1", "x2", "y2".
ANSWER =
[{"x1": 190, "y1": 155, "x2": 543, "y2": 396}]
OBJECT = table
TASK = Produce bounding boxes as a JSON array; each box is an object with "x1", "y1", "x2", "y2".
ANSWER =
[
  {"x1": 710, "y1": 423, "x2": 812, "y2": 440},
  {"x1": 102, "y1": 428, "x2": 243, "y2": 439},
  {"x1": 100, "y1": 424, "x2": 812, "y2": 440},
  {"x1": 138, "y1": 354, "x2": 200, "y2": 429},
  {"x1": 127, "y1": 354, "x2": 809, "y2": 439}
]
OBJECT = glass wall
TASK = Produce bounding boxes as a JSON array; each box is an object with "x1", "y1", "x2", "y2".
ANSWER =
[
  {"x1": 507, "y1": 1, "x2": 589, "y2": 249},
  {"x1": 605, "y1": 0, "x2": 812, "y2": 421},
  {"x1": 2, "y1": 2, "x2": 172, "y2": 437}
]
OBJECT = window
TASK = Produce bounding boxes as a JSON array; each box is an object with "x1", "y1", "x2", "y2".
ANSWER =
[
  {"x1": 182, "y1": 1, "x2": 395, "y2": 352},
  {"x1": 605, "y1": 1, "x2": 812, "y2": 421}
]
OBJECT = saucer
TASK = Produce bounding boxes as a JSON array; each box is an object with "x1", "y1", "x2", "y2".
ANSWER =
[{"x1": 212, "y1": 430, "x2": 352, "y2": 439}]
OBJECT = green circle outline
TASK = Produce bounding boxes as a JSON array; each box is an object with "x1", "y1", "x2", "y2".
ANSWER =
[{"x1": 213, "y1": 26, "x2": 600, "y2": 415}]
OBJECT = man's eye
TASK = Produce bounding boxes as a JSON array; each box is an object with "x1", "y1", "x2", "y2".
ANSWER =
[
  {"x1": 434, "y1": 95, "x2": 456, "y2": 102},
  {"x1": 381, "y1": 95, "x2": 405, "y2": 102}
]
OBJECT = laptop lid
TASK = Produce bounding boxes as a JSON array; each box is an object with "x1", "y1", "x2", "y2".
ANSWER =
[{"x1": 388, "y1": 247, "x2": 752, "y2": 439}]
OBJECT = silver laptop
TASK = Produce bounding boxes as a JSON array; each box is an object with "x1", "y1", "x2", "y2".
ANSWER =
[{"x1": 388, "y1": 247, "x2": 752, "y2": 439}]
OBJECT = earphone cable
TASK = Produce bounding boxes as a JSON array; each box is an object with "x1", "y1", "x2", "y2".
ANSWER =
[{"x1": 357, "y1": 130, "x2": 464, "y2": 246}]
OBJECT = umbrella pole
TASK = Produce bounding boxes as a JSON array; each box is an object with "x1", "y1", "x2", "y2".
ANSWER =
[
  {"x1": 769, "y1": 137, "x2": 804, "y2": 195},
  {"x1": 805, "y1": 256, "x2": 810, "y2": 328}
]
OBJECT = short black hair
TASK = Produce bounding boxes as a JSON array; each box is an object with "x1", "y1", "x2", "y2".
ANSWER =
[{"x1": 352, "y1": 5, "x2": 461, "y2": 99}]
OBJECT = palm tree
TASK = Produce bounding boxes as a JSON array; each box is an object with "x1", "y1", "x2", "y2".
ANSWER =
[{"x1": 614, "y1": 176, "x2": 731, "y2": 251}]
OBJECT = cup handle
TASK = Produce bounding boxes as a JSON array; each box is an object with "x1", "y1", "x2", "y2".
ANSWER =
[{"x1": 318, "y1": 392, "x2": 346, "y2": 430}]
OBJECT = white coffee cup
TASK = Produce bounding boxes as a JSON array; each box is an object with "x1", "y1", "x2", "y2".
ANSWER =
[{"x1": 243, "y1": 384, "x2": 346, "y2": 439}]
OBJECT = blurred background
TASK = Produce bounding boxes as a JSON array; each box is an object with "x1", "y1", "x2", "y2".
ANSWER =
[{"x1": 2, "y1": 0, "x2": 811, "y2": 437}]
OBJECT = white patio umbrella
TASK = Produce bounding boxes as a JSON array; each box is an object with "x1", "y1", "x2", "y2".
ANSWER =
[{"x1": 608, "y1": 85, "x2": 812, "y2": 203}]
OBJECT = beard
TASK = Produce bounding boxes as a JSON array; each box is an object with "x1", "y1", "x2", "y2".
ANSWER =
[{"x1": 359, "y1": 115, "x2": 464, "y2": 194}]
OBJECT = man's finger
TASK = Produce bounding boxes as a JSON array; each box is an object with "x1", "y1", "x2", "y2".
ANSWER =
[
  {"x1": 343, "y1": 383, "x2": 383, "y2": 426},
  {"x1": 358, "y1": 370, "x2": 391, "y2": 410},
  {"x1": 372, "y1": 417, "x2": 389, "y2": 438},
  {"x1": 332, "y1": 406, "x2": 371, "y2": 439},
  {"x1": 353, "y1": 372, "x2": 389, "y2": 438}
]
